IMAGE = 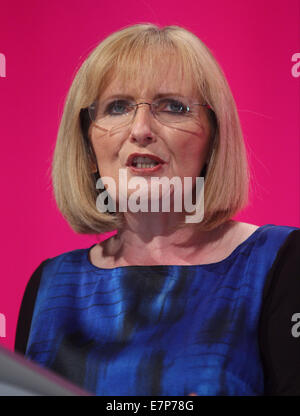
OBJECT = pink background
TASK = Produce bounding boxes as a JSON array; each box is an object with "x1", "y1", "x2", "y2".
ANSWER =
[{"x1": 0, "y1": 0, "x2": 299, "y2": 350}]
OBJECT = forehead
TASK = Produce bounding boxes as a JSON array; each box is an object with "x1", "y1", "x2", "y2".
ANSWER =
[{"x1": 99, "y1": 53, "x2": 197, "y2": 101}]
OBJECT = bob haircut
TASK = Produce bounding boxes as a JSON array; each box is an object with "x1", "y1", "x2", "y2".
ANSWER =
[{"x1": 52, "y1": 23, "x2": 250, "y2": 235}]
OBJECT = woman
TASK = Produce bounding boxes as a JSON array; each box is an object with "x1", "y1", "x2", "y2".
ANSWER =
[{"x1": 15, "y1": 23, "x2": 300, "y2": 396}]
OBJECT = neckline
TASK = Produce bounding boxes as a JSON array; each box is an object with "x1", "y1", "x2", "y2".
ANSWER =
[{"x1": 85, "y1": 224, "x2": 272, "y2": 271}]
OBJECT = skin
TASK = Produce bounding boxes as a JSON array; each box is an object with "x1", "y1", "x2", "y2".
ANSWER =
[{"x1": 89, "y1": 57, "x2": 258, "y2": 267}]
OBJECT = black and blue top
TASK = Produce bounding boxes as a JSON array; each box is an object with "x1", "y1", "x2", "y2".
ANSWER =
[{"x1": 15, "y1": 224, "x2": 300, "y2": 395}]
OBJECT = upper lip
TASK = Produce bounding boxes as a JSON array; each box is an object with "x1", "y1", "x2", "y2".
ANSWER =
[{"x1": 126, "y1": 153, "x2": 166, "y2": 166}]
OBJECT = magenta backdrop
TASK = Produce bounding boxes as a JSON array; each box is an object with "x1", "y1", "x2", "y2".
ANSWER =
[{"x1": 0, "y1": 0, "x2": 299, "y2": 350}]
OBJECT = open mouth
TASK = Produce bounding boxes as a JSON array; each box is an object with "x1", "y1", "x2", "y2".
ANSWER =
[
  {"x1": 131, "y1": 156, "x2": 159, "y2": 169},
  {"x1": 126, "y1": 153, "x2": 166, "y2": 171}
]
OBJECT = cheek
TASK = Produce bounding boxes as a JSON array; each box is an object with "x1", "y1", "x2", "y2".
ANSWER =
[
  {"x1": 173, "y1": 135, "x2": 210, "y2": 173},
  {"x1": 91, "y1": 135, "x2": 120, "y2": 168}
]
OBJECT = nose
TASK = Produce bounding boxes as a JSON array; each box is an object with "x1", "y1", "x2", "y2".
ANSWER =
[{"x1": 129, "y1": 103, "x2": 155, "y2": 145}]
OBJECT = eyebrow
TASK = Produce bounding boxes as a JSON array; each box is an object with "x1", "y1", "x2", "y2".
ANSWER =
[{"x1": 101, "y1": 92, "x2": 186, "y2": 102}]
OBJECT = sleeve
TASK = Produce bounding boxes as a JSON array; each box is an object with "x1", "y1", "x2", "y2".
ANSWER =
[
  {"x1": 258, "y1": 229, "x2": 300, "y2": 396},
  {"x1": 14, "y1": 259, "x2": 50, "y2": 355}
]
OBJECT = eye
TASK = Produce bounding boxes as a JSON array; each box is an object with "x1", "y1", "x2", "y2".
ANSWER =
[
  {"x1": 105, "y1": 100, "x2": 132, "y2": 116},
  {"x1": 157, "y1": 99, "x2": 189, "y2": 114}
]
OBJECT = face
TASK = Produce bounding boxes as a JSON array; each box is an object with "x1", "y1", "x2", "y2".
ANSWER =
[{"x1": 89, "y1": 56, "x2": 213, "y2": 212}]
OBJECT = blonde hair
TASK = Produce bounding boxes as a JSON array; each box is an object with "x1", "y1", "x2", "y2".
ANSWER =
[{"x1": 52, "y1": 23, "x2": 249, "y2": 234}]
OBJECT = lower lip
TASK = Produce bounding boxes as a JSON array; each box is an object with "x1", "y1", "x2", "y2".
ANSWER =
[{"x1": 128, "y1": 163, "x2": 164, "y2": 174}]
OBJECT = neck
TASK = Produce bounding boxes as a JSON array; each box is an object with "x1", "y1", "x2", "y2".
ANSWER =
[{"x1": 102, "y1": 211, "x2": 234, "y2": 266}]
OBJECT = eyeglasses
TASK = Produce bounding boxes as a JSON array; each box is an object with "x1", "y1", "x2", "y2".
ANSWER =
[{"x1": 85, "y1": 97, "x2": 213, "y2": 133}]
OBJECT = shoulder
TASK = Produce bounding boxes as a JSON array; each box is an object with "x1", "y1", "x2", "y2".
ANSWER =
[
  {"x1": 15, "y1": 246, "x2": 92, "y2": 354},
  {"x1": 213, "y1": 221, "x2": 297, "y2": 264},
  {"x1": 217, "y1": 221, "x2": 299, "y2": 270},
  {"x1": 255, "y1": 223, "x2": 300, "y2": 258},
  {"x1": 24, "y1": 246, "x2": 92, "y2": 304},
  {"x1": 37, "y1": 246, "x2": 91, "y2": 276},
  {"x1": 235, "y1": 221, "x2": 299, "y2": 238},
  {"x1": 236, "y1": 221, "x2": 299, "y2": 249}
]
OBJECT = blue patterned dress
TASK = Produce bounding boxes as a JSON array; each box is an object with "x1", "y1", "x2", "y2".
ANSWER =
[{"x1": 20, "y1": 224, "x2": 299, "y2": 395}]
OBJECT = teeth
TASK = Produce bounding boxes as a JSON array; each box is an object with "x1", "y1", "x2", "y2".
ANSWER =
[
  {"x1": 134, "y1": 156, "x2": 159, "y2": 164},
  {"x1": 132, "y1": 156, "x2": 159, "y2": 168},
  {"x1": 136, "y1": 162, "x2": 157, "y2": 169}
]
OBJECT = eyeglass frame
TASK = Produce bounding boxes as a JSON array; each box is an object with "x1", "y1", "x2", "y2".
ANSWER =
[
  {"x1": 86, "y1": 98, "x2": 213, "y2": 126},
  {"x1": 79, "y1": 99, "x2": 215, "y2": 145}
]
